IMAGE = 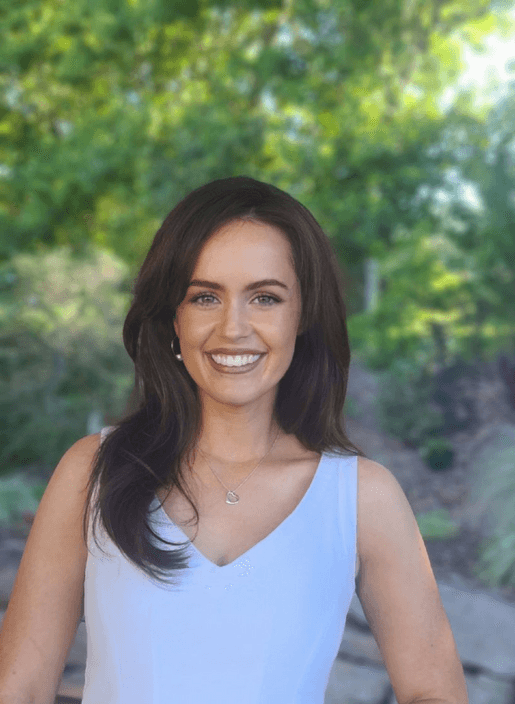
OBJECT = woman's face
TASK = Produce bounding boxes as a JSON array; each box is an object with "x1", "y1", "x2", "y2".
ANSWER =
[{"x1": 173, "y1": 218, "x2": 303, "y2": 410}]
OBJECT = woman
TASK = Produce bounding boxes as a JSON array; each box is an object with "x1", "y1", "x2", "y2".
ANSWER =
[{"x1": 0, "y1": 177, "x2": 468, "y2": 704}]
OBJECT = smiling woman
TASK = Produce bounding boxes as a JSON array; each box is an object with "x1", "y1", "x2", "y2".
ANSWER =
[{"x1": 0, "y1": 176, "x2": 468, "y2": 704}]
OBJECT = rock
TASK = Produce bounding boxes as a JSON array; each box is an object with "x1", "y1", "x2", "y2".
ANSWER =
[
  {"x1": 325, "y1": 659, "x2": 390, "y2": 704},
  {"x1": 438, "y1": 582, "x2": 515, "y2": 677},
  {"x1": 0, "y1": 537, "x2": 26, "y2": 607},
  {"x1": 66, "y1": 621, "x2": 87, "y2": 670}
]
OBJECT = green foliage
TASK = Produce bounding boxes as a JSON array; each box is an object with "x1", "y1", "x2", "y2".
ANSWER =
[
  {"x1": 419, "y1": 437, "x2": 455, "y2": 471},
  {"x1": 2, "y1": 0, "x2": 514, "y2": 281},
  {"x1": 0, "y1": 473, "x2": 46, "y2": 526},
  {"x1": 467, "y1": 441, "x2": 515, "y2": 590},
  {"x1": 0, "y1": 245, "x2": 134, "y2": 474},
  {"x1": 416, "y1": 508, "x2": 460, "y2": 540},
  {"x1": 474, "y1": 529, "x2": 515, "y2": 589},
  {"x1": 346, "y1": 225, "x2": 515, "y2": 372}
]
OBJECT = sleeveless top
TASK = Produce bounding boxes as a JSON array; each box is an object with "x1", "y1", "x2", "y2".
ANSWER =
[{"x1": 81, "y1": 426, "x2": 359, "y2": 704}]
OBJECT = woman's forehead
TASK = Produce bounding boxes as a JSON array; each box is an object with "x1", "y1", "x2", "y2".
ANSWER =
[{"x1": 193, "y1": 222, "x2": 296, "y2": 278}]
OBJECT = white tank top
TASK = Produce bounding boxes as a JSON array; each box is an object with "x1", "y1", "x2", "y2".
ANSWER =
[{"x1": 82, "y1": 426, "x2": 359, "y2": 704}]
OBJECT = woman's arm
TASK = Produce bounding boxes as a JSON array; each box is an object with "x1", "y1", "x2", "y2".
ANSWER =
[
  {"x1": 356, "y1": 456, "x2": 468, "y2": 704},
  {"x1": 0, "y1": 433, "x2": 100, "y2": 704}
]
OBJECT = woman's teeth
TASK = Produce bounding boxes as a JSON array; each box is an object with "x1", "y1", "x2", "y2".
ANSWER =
[{"x1": 211, "y1": 354, "x2": 261, "y2": 367}]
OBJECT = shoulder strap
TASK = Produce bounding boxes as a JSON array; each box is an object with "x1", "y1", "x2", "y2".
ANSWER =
[{"x1": 100, "y1": 425, "x2": 116, "y2": 444}]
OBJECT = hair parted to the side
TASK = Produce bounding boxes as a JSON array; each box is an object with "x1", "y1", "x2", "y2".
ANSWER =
[{"x1": 82, "y1": 175, "x2": 368, "y2": 588}]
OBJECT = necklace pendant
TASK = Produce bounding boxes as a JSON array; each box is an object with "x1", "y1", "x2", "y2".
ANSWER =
[{"x1": 226, "y1": 491, "x2": 239, "y2": 505}]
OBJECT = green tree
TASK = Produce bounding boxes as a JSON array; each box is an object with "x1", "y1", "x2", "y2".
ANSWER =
[{"x1": 0, "y1": 245, "x2": 133, "y2": 473}]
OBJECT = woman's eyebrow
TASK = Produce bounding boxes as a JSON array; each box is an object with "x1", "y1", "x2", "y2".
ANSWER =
[{"x1": 188, "y1": 279, "x2": 289, "y2": 291}]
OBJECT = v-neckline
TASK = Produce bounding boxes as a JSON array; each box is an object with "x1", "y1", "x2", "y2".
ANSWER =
[{"x1": 153, "y1": 452, "x2": 328, "y2": 570}]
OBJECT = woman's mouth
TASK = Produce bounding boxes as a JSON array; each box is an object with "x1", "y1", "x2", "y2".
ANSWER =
[{"x1": 206, "y1": 353, "x2": 265, "y2": 374}]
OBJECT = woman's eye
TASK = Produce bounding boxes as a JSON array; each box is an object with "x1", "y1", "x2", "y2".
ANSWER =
[{"x1": 191, "y1": 293, "x2": 281, "y2": 306}]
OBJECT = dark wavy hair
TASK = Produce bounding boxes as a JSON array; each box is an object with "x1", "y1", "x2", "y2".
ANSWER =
[{"x1": 82, "y1": 175, "x2": 367, "y2": 588}]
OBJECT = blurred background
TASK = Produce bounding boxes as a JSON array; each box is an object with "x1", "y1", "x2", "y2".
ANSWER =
[{"x1": 1, "y1": 0, "x2": 515, "y2": 698}]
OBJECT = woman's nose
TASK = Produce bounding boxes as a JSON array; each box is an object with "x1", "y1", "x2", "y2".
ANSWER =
[{"x1": 218, "y1": 302, "x2": 253, "y2": 334}]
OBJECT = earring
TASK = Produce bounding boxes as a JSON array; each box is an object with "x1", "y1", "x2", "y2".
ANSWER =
[{"x1": 171, "y1": 336, "x2": 183, "y2": 361}]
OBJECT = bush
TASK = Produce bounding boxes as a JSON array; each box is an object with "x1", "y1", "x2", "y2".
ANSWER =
[
  {"x1": 474, "y1": 529, "x2": 515, "y2": 589},
  {"x1": 467, "y1": 439, "x2": 515, "y2": 591},
  {"x1": 0, "y1": 245, "x2": 134, "y2": 476},
  {"x1": 419, "y1": 437, "x2": 454, "y2": 471},
  {"x1": 0, "y1": 473, "x2": 46, "y2": 526},
  {"x1": 416, "y1": 508, "x2": 460, "y2": 540},
  {"x1": 375, "y1": 358, "x2": 444, "y2": 449}
]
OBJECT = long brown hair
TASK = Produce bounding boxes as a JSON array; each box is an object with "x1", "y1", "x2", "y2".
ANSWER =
[{"x1": 82, "y1": 176, "x2": 367, "y2": 587}]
